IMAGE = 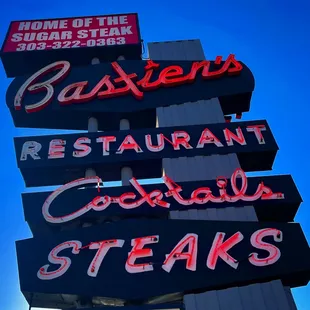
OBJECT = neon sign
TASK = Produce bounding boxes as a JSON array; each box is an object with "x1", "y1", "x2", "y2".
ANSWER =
[
  {"x1": 16, "y1": 219, "x2": 310, "y2": 305},
  {"x1": 19, "y1": 124, "x2": 267, "y2": 161},
  {"x1": 37, "y1": 228, "x2": 282, "y2": 280},
  {"x1": 14, "y1": 120, "x2": 278, "y2": 187},
  {"x1": 22, "y1": 172, "x2": 301, "y2": 236},
  {"x1": 14, "y1": 54, "x2": 243, "y2": 113},
  {"x1": 42, "y1": 168, "x2": 284, "y2": 224}
]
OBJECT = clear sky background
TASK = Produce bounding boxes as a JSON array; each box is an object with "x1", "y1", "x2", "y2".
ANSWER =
[{"x1": 0, "y1": 1, "x2": 309, "y2": 309}]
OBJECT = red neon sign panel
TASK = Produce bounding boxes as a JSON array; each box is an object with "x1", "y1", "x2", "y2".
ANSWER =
[
  {"x1": 14, "y1": 54, "x2": 243, "y2": 113},
  {"x1": 37, "y1": 228, "x2": 282, "y2": 280},
  {"x1": 42, "y1": 168, "x2": 284, "y2": 224},
  {"x1": 17, "y1": 219, "x2": 310, "y2": 306},
  {"x1": 2, "y1": 14, "x2": 140, "y2": 53}
]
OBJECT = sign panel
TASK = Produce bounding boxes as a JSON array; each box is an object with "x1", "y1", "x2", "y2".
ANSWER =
[
  {"x1": 79, "y1": 306, "x2": 184, "y2": 310},
  {"x1": 0, "y1": 13, "x2": 142, "y2": 77},
  {"x1": 16, "y1": 220, "x2": 310, "y2": 308},
  {"x1": 22, "y1": 170, "x2": 302, "y2": 235},
  {"x1": 14, "y1": 120, "x2": 278, "y2": 187},
  {"x1": 6, "y1": 56, "x2": 255, "y2": 130},
  {"x1": 2, "y1": 15, "x2": 140, "y2": 52}
]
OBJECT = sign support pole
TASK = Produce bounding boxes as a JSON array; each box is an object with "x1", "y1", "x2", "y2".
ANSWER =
[
  {"x1": 85, "y1": 118, "x2": 97, "y2": 178},
  {"x1": 120, "y1": 118, "x2": 133, "y2": 186},
  {"x1": 82, "y1": 59, "x2": 100, "y2": 258},
  {"x1": 118, "y1": 56, "x2": 134, "y2": 186},
  {"x1": 85, "y1": 57, "x2": 100, "y2": 178},
  {"x1": 148, "y1": 40, "x2": 297, "y2": 310}
]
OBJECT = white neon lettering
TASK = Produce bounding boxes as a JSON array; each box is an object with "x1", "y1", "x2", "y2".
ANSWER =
[
  {"x1": 48, "y1": 139, "x2": 66, "y2": 159},
  {"x1": 162, "y1": 234, "x2": 198, "y2": 273},
  {"x1": 116, "y1": 135, "x2": 143, "y2": 154},
  {"x1": 37, "y1": 240, "x2": 81, "y2": 280},
  {"x1": 246, "y1": 125, "x2": 267, "y2": 144},
  {"x1": 88, "y1": 239, "x2": 124, "y2": 277},
  {"x1": 145, "y1": 134, "x2": 165, "y2": 152},
  {"x1": 14, "y1": 61, "x2": 70, "y2": 113},
  {"x1": 196, "y1": 128, "x2": 224, "y2": 148},
  {"x1": 96, "y1": 136, "x2": 116, "y2": 156},
  {"x1": 43, "y1": 169, "x2": 284, "y2": 224},
  {"x1": 171, "y1": 131, "x2": 193, "y2": 150},
  {"x1": 207, "y1": 232, "x2": 244, "y2": 270},
  {"x1": 42, "y1": 176, "x2": 102, "y2": 224},
  {"x1": 126, "y1": 235, "x2": 159, "y2": 273},
  {"x1": 223, "y1": 127, "x2": 246, "y2": 146},
  {"x1": 249, "y1": 228, "x2": 282, "y2": 267},
  {"x1": 128, "y1": 177, "x2": 169, "y2": 208},
  {"x1": 73, "y1": 137, "x2": 91, "y2": 158},
  {"x1": 57, "y1": 81, "x2": 88, "y2": 104},
  {"x1": 20, "y1": 141, "x2": 42, "y2": 161}
]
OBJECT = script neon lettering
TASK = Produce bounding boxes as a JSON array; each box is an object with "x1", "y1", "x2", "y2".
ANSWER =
[
  {"x1": 43, "y1": 168, "x2": 284, "y2": 224},
  {"x1": 15, "y1": 55, "x2": 243, "y2": 113},
  {"x1": 42, "y1": 176, "x2": 102, "y2": 224},
  {"x1": 15, "y1": 61, "x2": 70, "y2": 113}
]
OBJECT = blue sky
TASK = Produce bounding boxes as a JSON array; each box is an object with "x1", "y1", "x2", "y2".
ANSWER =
[{"x1": 0, "y1": 0, "x2": 310, "y2": 309}]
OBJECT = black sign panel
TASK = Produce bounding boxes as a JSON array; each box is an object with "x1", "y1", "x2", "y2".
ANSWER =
[
  {"x1": 14, "y1": 120, "x2": 278, "y2": 187},
  {"x1": 6, "y1": 56, "x2": 254, "y2": 130},
  {"x1": 78, "y1": 306, "x2": 184, "y2": 310},
  {"x1": 16, "y1": 220, "x2": 310, "y2": 309},
  {"x1": 76, "y1": 305, "x2": 184, "y2": 310},
  {"x1": 22, "y1": 172, "x2": 302, "y2": 236}
]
